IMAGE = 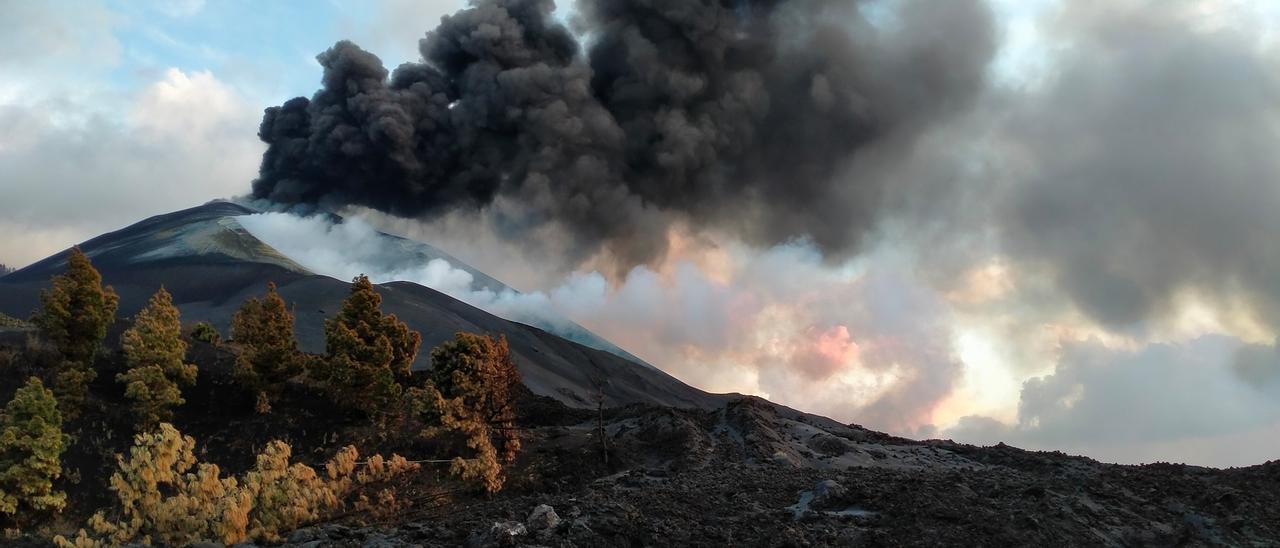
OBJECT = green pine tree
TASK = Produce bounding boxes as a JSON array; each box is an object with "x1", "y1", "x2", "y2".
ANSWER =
[
  {"x1": 118, "y1": 288, "x2": 197, "y2": 430},
  {"x1": 231, "y1": 283, "x2": 306, "y2": 412},
  {"x1": 0, "y1": 377, "x2": 69, "y2": 518},
  {"x1": 32, "y1": 248, "x2": 119, "y2": 365},
  {"x1": 315, "y1": 275, "x2": 421, "y2": 417},
  {"x1": 32, "y1": 247, "x2": 119, "y2": 417}
]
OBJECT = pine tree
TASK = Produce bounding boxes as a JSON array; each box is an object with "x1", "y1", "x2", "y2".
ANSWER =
[
  {"x1": 231, "y1": 283, "x2": 306, "y2": 413},
  {"x1": 0, "y1": 377, "x2": 69, "y2": 518},
  {"x1": 33, "y1": 248, "x2": 118, "y2": 365},
  {"x1": 315, "y1": 276, "x2": 421, "y2": 417},
  {"x1": 32, "y1": 247, "x2": 119, "y2": 417},
  {"x1": 118, "y1": 288, "x2": 197, "y2": 430},
  {"x1": 421, "y1": 333, "x2": 522, "y2": 493}
]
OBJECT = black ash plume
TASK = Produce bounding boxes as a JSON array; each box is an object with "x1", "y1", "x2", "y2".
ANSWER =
[{"x1": 253, "y1": 0, "x2": 994, "y2": 268}]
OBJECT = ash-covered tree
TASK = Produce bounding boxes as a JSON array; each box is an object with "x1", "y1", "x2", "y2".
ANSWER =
[
  {"x1": 314, "y1": 276, "x2": 420, "y2": 418},
  {"x1": 231, "y1": 283, "x2": 306, "y2": 413},
  {"x1": 420, "y1": 333, "x2": 522, "y2": 493},
  {"x1": 0, "y1": 377, "x2": 69, "y2": 519},
  {"x1": 118, "y1": 288, "x2": 197, "y2": 430},
  {"x1": 32, "y1": 247, "x2": 119, "y2": 417}
]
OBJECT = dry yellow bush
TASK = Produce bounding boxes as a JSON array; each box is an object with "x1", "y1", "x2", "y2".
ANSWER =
[
  {"x1": 354, "y1": 488, "x2": 412, "y2": 522},
  {"x1": 242, "y1": 440, "x2": 339, "y2": 542},
  {"x1": 350, "y1": 454, "x2": 421, "y2": 522},
  {"x1": 54, "y1": 425, "x2": 243, "y2": 546},
  {"x1": 53, "y1": 424, "x2": 419, "y2": 546}
]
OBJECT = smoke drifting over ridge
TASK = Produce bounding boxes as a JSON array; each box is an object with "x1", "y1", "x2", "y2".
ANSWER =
[
  {"x1": 13, "y1": 0, "x2": 1280, "y2": 465},
  {"x1": 235, "y1": 209, "x2": 962, "y2": 434},
  {"x1": 252, "y1": 0, "x2": 995, "y2": 269}
]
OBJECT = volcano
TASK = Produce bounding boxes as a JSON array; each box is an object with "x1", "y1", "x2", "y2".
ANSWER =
[
  {"x1": 0, "y1": 201, "x2": 724, "y2": 410},
  {"x1": 3, "y1": 204, "x2": 1279, "y2": 545}
]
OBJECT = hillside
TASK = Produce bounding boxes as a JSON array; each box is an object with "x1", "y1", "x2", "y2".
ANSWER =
[
  {"x1": 3, "y1": 346, "x2": 1275, "y2": 546},
  {"x1": 0, "y1": 202, "x2": 723, "y2": 411},
  {"x1": 2, "y1": 204, "x2": 1278, "y2": 546}
]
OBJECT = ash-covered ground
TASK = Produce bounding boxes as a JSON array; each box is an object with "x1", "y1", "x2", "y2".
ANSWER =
[{"x1": 281, "y1": 397, "x2": 1280, "y2": 547}]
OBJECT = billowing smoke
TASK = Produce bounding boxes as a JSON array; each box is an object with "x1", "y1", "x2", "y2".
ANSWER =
[
  {"x1": 252, "y1": 0, "x2": 995, "y2": 269},
  {"x1": 236, "y1": 212, "x2": 591, "y2": 342},
  {"x1": 237, "y1": 210, "x2": 961, "y2": 433},
  {"x1": 993, "y1": 2, "x2": 1280, "y2": 330}
]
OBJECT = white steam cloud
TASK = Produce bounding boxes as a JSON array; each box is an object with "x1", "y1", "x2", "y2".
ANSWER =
[
  {"x1": 236, "y1": 212, "x2": 597, "y2": 349},
  {"x1": 235, "y1": 210, "x2": 968, "y2": 435}
]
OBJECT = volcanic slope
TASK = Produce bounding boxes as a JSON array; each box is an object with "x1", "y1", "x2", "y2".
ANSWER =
[
  {"x1": 0, "y1": 201, "x2": 724, "y2": 410},
  {"x1": 3, "y1": 205, "x2": 1280, "y2": 545}
]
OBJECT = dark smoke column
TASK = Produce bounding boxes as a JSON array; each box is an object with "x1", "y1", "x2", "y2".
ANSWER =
[{"x1": 253, "y1": 0, "x2": 994, "y2": 268}]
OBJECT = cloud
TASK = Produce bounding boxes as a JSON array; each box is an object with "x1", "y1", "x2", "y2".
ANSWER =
[
  {"x1": 0, "y1": 0, "x2": 122, "y2": 91},
  {"x1": 946, "y1": 335, "x2": 1280, "y2": 466},
  {"x1": 236, "y1": 211, "x2": 594, "y2": 344},
  {"x1": 889, "y1": 0, "x2": 1280, "y2": 465},
  {"x1": 7, "y1": 0, "x2": 1280, "y2": 467},
  {"x1": 330, "y1": 0, "x2": 466, "y2": 65},
  {"x1": 154, "y1": 0, "x2": 206, "y2": 19},
  {"x1": 238, "y1": 209, "x2": 964, "y2": 434},
  {"x1": 1233, "y1": 338, "x2": 1280, "y2": 386},
  {"x1": 342, "y1": 204, "x2": 586, "y2": 291},
  {"x1": 491, "y1": 237, "x2": 963, "y2": 433},
  {"x1": 992, "y1": 0, "x2": 1280, "y2": 330},
  {"x1": 0, "y1": 68, "x2": 262, "y2": 267}
]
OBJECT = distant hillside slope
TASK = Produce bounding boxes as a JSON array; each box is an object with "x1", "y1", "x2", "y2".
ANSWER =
[{"x1": 0, "y1": 203, "x2": 727, "y2": 410}]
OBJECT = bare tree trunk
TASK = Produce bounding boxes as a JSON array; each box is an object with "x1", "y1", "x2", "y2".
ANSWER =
[{"x1": 596, "y1": 385, "x2": 609, "y2": 466}]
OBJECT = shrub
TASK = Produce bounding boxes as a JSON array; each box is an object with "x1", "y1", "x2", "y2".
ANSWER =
[
  {"x1": 32, "y1": 248, "x2": 118, "y2": 415},
  {"x1": 189, "y1": 322, "x2": 221, "y2": 346},
  {"x1": 421, "y1": 333, "x2": 522, "y2": 493},
  {"x1": 118, "y1": 288, "x2": 197, "y2": 430},
  {"x1": 313, "y1": 275, "x2": 421, "y2": 417},
  {"x1": 230, "y1": 283, "x2": 305, "y2": 412},
  {"x1": 79, "y1": 424, "x2": 238, "y2": 545},
  {"x1": 55, "y1": 424, "x2": 419, "y2": 546},
  {"x1": 0, "y1": 313, "x2": 29, "y2": 329},
  {"x1": 0, "y1": 377, "x2": 69, "y2": 519}
]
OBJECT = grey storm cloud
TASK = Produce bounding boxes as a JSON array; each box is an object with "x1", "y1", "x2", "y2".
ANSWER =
[
  {"x1": 251, "y1": 0, "x2": 996, "y2": 270},
  {"x1": 995, "y1": 3, "x2": 1280, "y2": 329},
  {"x1": 945, "y1": 335, "x2": 1280, "y2": 465}
]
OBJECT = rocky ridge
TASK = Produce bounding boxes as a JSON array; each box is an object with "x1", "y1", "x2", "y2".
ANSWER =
[{"x1": 272, "y1": 399, "x2": 1280, "y2": 547}]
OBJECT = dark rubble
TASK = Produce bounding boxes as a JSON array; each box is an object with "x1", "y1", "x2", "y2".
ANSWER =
[{"x1": 277, "y1": 399, "x2": 1280, "y2": 547}]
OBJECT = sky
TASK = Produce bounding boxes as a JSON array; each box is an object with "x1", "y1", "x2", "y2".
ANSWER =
[{"x1": 3, "y1": 0, "x2": 1280, "y2": 467}]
